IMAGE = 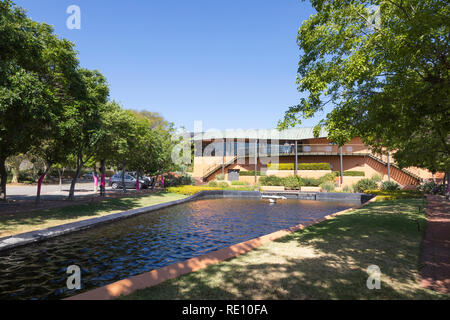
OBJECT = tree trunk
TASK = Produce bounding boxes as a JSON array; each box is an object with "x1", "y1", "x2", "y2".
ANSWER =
[
  {"x1": 69, "y1": 165, "x2": 82, "y2": 201},
  {"x1": 11, "y1": 167, "x2": 19, "y2": 184},
  {"x1": 121, "y1": 164, "x2": 126, "y2": 193},
  {"x1": 136, "y1": 171, "x2": 141, "y2": 191},
  {"x1": 93, "y1": 165, "x2": 98, "y2": 193},
  {"x1": 100, "y1": 159, "x2": 106, "y2": 197},
  {"x1": 36, "y1": 166, "x2": 51, "y2": 203},
  {"x1": 447, "y1": 172, "x2": 450, "y2": 200},
  {"x1": 0, "y1": 157, "x2": 7, "y2": 201}
]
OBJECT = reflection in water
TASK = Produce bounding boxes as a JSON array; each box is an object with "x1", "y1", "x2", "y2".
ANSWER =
[{"x1": 0, "y1": 198, "x2": 356, "y2": 300}]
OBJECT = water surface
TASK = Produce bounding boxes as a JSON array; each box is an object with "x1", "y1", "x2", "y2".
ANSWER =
[{"x1": 0, "y1": 198, "x2": 356, "y2": 300}]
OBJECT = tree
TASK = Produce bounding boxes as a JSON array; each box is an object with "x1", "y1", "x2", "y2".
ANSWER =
[
  {"x1": 0, "y1": 0, "x2": 82, "y2": 201},
  {"x1": 64, "y1": 69, "x2": 109, "y2": 200},
  {"x1": 279, "y1": 0, "x2": 449, "y2": 177}
]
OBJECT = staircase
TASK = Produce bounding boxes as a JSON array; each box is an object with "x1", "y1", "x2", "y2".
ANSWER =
[
  {"x1": 367, "y1": 154, "x2": 422, "y2": 184},
  {"x1": 202, "y1": 156, "x2": 238, "y2": 180}
]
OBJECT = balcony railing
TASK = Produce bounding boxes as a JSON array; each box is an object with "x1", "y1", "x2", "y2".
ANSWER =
[{"x1": 199, "y1": 144, "x2": 370, "y2": 158}]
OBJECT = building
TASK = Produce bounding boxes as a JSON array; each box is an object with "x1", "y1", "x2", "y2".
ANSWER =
[{"x1": 192, "y1": 128, "x2": 437, "y2": 187}]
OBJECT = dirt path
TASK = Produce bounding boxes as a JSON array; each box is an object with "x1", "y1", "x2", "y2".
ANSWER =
[{"x1": 420, "y1": 195, "x2": 450, "y2": 294}]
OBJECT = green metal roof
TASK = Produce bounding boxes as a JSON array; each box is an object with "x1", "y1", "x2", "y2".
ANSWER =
[{"x1": 193, "y1": 127, "x2": 328, "y2": 141}]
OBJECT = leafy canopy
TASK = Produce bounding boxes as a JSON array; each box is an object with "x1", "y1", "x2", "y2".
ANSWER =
[{"x1": 279, "y1": 0, "x2": 449, "y2": 172}]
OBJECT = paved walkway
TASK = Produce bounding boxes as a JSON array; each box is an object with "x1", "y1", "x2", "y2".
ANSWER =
[{"x1": 420, "y1": 195, "x2": 450, "y2": 294}]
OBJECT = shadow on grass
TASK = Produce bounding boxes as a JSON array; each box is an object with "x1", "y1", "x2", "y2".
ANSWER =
[
  {"x1": 0, "y1": 192, "x2": 171, "y2": 235},
  {"x1": 121, "y1": 199, "x2": 448, "y2": 300}
]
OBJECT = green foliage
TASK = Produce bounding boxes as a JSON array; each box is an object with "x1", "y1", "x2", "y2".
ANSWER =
[
  {"x1": 164, "y1": 174, "x2": 194, "y2": 187},
  {"x1": 166, "y1": 185, "x2": 256, "y2": 196},
  {"x1": 343, "y1": 185, "x2": 355, "y2": 193},
  {"x1": 231, "y1": 181, "x2": 249, "y2": 186},
  {"x1": 364, "y1": 190, "x2": 423, "y2": 200},
  {"x1": 320, "y1": 182, "x2": 336, "y2": 192},
  {"x1": 208, "y1": 181, "x2": 218, "y2": 187},
  {"x1": 342, "y1": 171, "x2": 365, "y2": 177},
  {"x1": 417, "y1": 181, "x2": 438, "y2": 194},
  {"x1": 278, "y1": 0, "x2": 450, "y2": 173},
  {"x1": 283, "y1": 176, "x2": 303, "y2": 190},
  {"x1": 239, "y1": 171, "x2": 266, "y2": 176},
  {"x1": 259, "y1": 175, "x2": 284, "y2": 186},
  {"x1": 298, "y1": 163, "x2": 331, "y2": 170},
  {"x1": 216, "y1": 174, "x2": 225, "y2": 181},
  {"x1": 260, "y1": 173, "x2": 338, "y2": 188},
  {"x1": 355, "y1": 178, "x2": 379, "y2": 193},
  {"x1": 267, "y1": 163, "x2": 295, "y2": 170},
  {"x1": 267, "y1": 163, "x2": 332, "y2": 170},
  {"x1": 371, "y1": 174, "x2": 383, "y2": 183},
  {"x1": 381, "y1": 181, "x2": 400, "y2": 191}
]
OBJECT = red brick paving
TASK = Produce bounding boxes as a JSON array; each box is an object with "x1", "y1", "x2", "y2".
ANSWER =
[{"x1": 420, "y1": 195, "x2": 450, "y2": 294}]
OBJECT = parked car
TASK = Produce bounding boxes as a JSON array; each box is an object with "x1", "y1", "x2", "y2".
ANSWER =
[
  {"x1": 81, "y1": 173, "x2": 98, "y2": 180},
  {"x1": 116, "y1": 171, "x2": 152, "y2": 188},
  {"x1": 109, "y1": 173, "x2": 147, "y2": 190}
]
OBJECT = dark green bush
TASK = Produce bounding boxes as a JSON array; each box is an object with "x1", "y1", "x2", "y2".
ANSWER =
[
  {"x1": 259, "y1": 175, "x2": 284, "y2": 186},
  {"x1": 165, "y1": 174, "x2": 194, "y2": 187},
  {"x1": 355, "y1": 178, "x2": 378, "y2": 192},
  {"x1": 282, "y1": 176, "x2": 302, "y2": 190},
  {"x1": 381, "y1": 181, "x2": 400, "y2": 191}
]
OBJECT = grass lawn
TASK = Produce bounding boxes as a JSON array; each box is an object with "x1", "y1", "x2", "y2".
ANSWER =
[
  {"x1": 121, "y1": 198, "x2": 449, "y2": 300},
  {"x1": 0, "y1": 192, "x2": 187, "y2": 238}
]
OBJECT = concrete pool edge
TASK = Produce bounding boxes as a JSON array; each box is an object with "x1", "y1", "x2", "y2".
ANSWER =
[
  {"x1": 0, "y1": 191, "x2": 372, "y2": 253},
  {"x1": 65, "y1": 195, "x2": 378, "y2": 300}
]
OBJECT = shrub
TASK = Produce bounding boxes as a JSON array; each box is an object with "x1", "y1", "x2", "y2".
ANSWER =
[
  {"x1": 167, "y1": 185, "x2": 256, "y2": 195},
  {"x1": 320, "y1": 182, "x2": 336, "y2": 192},
  {"x1": 218, "y1": 182, "x2": 229, "y2": 188},
  {"x1": 319, "y1": 172, "x2": 339, "y2": 183},
  {"x1": 371, "y1": 174, "x2": 383, "y2": 183},
  {"x1": 282, "y1": 176, "x2": 302, "y2": 190},
  {"x1": 164, "y1": 174, "x2": 194, "y2": 187},
  {"x1": 239, "y1": 171, "x2": 266, "y2": 176},
  {"x1": 417, "y1": 181, "x2": 438, "y2": 194},
  {"x1": 299, "y1": 177, "x2": 322, "y2": 187},
  {"x1": 381, "y1": 181, "x2": 400, "y2": 191},
  {"x1": 343, "y1": 185, "x2": 355, "y2": 193},
  {"x1": 216, "y1": 174, "x2": 225, "y2": 180},
  {"x1": 231, "y1": 181, "x2": 249, "y2": 186},
  {"x1": 267, "y1": 163, "x2": 295, "y2": 170},
  {"x1": 298, "y1": 163, "x2": 331, "y2": 170},
  {"x1": 208, "y1": 181, "x2": 218, "y2": 187},
  {"x1": 364, "y1": 190, "x2": 423, "y2": 200},
  {"x1": 259, "y1": 175, "x2": 284, "y2": 186},
  {"x1": 343, "y1": 171, "x2": 365, "y2": 177},
  {"x1": 354, "y1": 178, "x2": 378, "y2": 193}
]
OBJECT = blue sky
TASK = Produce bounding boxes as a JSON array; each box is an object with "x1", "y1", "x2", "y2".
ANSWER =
[{"x1": 15, "y1": 0, "x2": 325, "y2": 131}]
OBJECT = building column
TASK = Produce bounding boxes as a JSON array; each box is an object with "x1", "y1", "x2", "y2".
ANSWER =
[
  {"x1": 339, "y1": 146, "x2": 344, "y2": 186},
  {"x1": 222, "y1": 140, "x2": 225, "y2": 177},
  {"x1": 387, "y1": 151, "x2": 391, "y2": 182},
  {"x1": 295, "y1": 140, "x2": 298, "y2": 176},
  {"x1": 254, "y1": 139, "x2": 258, "y2": 184}
]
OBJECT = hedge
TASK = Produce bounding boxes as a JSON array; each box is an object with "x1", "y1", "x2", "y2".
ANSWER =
[
  {"x1": 364, "y1": 190, "x2": 423, "y2": 200},
  {"x1": 259, "y1": 173, "x2": 338, "y2": 189},
  {"x1": 267, "y1": 163, "x2": 331, "y2": 170},
  {"x1": 267, "y1": 163, "x2": 295, "y2": 170},
  {"x1": 239, "y1": 171, "x2": 266, "y2": 176},
  {"x1": 298, "y1": 163, "x2": 331, "y2": 170},
  {"x1": 166, "y1": 185, "x2": 256, "y2": 196},
  {"x1": 343, "y1": 171, "x2": 365, "y2": 176}
]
